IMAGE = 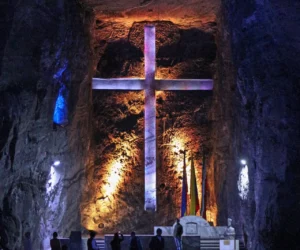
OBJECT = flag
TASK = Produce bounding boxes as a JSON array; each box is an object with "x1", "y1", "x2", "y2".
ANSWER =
[
  {"x1": 190, "y1": 154, "x2": 200, "y2": 215},
  {"x1": 181, "y1": 151, "x2": 188, "y2": 217}
]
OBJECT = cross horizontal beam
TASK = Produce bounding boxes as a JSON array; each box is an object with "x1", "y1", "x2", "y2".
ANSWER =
[
  {"x1": 92, "y1": 78, "x2": 213, "y2": 91},
  {"x1": 155, "y1": 79, "x2": 213, "y2": 90},
  {"x1": 92, "y1": 25, "x2": 214, "y2": 212},
  {"x1": 93, "y1": 78, "x2": 144, "y2": 90}
]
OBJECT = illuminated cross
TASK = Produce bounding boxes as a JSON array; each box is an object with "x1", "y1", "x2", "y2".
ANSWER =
[{"x1": 92, "y1": 25, "x2": 213, "y2": 212}]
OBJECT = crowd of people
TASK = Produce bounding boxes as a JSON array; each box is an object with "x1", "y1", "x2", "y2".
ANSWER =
[
  {"x1": 88, "y1": 217, "x2": 183, "y2": 250},
  {"x1": 106, "y1": 228, "x2": 164, "y2": 250},
  {"x1": 2, "y1": 218, "x2": 184, "y2": 250},
  {"x1": 104, "y1": 217, "x2": 182, "y2": 250}
]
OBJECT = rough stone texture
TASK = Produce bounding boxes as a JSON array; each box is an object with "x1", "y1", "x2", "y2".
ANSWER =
[
  {"x1": 80, "y1": 16, "x2": 217, "y2": 234},
  {"x1": 84, "y1": 74, "x2": 214, "y2": 234},
  {"x1": 0, "y1": 1, "x2": 93, "y2": 249},
  {"x1": 95, "y1": 21, "x2": 217, "y2": 79},
  {"x1": 211, "y1": 0, "x2": 300, "y2": 249},
  {"x1": 1, "y1": 0, "x2": 299, "y2": 249},
  {"x1": 81, "y1": 0, "x2": 219, "y2": 28}
]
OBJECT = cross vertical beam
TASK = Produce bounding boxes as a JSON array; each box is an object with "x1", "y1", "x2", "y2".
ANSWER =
[
  {"x1": 144, "y1": 25, "x2": 156, "y2": 211},
  {"x1": 92, "y1": 25, "x2": 214, "y2": 213}
]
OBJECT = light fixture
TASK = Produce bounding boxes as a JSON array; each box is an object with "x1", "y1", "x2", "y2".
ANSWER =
[
  {"x1": 240, "y1": 159, "x2": 247, "y2": 165},
  {"x1": 53, "y1": 160, "x2": 61, "y2": 166}
]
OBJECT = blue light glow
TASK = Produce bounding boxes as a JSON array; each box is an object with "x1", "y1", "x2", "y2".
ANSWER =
[
  {"x1": 53, "y1": 85, "x2": 68, "y2": 125},
  {"x1": 53, "y1": 60, "x2": 67, "y2": 80}
]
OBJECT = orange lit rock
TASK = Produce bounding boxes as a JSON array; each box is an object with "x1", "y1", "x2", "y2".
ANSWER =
[
  {"x1": 81, "y1": 0, "x2": 218, "y2": 235},
  {"x1": 82, "y1": 0, "x2": 219, "y2": 28}
]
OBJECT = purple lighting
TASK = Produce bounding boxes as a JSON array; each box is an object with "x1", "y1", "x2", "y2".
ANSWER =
[
  {"x1": 144, "y1": 25, "x2": 156, "y2": 211},
  {"x1": 156, "y1": 79, "x2": 213, "y2": 90},
  {"x1": 92, "y1": 25, "x2": 214, "y2": 212},
  {"x1": 93, "y1": 78, "x2": 145, "y2": 90}
]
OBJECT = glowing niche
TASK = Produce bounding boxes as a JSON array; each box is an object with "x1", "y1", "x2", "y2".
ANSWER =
[
  {"x1": 238, "y1": 164, "x2": 249, "y2": 200},
  {"x1": 53, "y1": 85, "x2": 68, "y2": 125},
  {"x1": 92, "y1": 25, "x2": 214, "y2": 211}
]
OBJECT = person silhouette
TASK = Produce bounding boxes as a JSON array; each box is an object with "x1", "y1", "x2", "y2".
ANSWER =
[
  {"x1": 50, "y1": 232, "x2": 61, "y2": 250},
  {"x1": 87, "y1": 231, "x2": 98, "y2": 250},
  {"x1": 129, "y1": 231, "x2": 142, "y2": 250},
  {"x1": 173, "y1": 218, "x2": 183, "y2": 250},
  {"x1": 110, "y1": 231, "x2": 124, "y2": 250},
  {"x1": 149, "y1": 228, "x2": 164, "y2": 250}
]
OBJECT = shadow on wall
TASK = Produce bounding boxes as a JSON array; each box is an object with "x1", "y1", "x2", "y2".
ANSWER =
[
  {"x1": 157, "y1": 28, "x2": 216, "y2": 77},
  {"x1": 96, "y1": 40, "x2": 143, "y2": 78},
  {"x1": 95, "y1": 22, "x2": 217, "y2": 79}
]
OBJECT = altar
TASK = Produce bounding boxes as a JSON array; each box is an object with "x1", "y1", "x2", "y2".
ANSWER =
[
  {"x1": 101, "y1": 216, "x2": 240, "y2": 250},
  {"x1": 154, "y1": 215, "x2": 227, "y2": 237},
  {"x1": 153, "y1": 216, "x2": 239, "y2": 250}
]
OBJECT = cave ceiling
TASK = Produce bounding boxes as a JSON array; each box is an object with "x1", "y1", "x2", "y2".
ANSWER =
[{"x1": 81, "y1": 0, "x2": 219, "y2": 28}]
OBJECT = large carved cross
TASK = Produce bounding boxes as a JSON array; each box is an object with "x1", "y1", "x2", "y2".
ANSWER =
[{"x1": 92, "y1": 25, "x2": 213, "y2": 212}]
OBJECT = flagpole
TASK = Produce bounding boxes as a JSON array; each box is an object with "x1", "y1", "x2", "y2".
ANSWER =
[
  {"x1": 190, "y1": 153, "x2": 200, "y2": 215},
  {"x1": 201, "y1": 147, "x2": 206, "y2": 217},
  {"x1": 181, "y1": 150, "x2": 188, "y2": 217}
]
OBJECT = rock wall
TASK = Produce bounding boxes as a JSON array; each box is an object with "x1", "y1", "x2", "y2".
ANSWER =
[
  {"x1": 212, "y1": 0, "x2": 300, "y2": 249},
  {"x1": 1, "y1": 0, "x2": 299, "y2": 248},
  {"x1": 0, "y1": 1, "x2": 93, "y2": 249},
  {"x1": 81, "y1": 20, "x2": 217, "y2": 234}
]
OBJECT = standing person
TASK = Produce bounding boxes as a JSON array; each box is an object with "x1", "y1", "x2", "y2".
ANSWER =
[
  {"x1": 173, "y1": 218, "x2": 183, "y2": 250},
  {"x1": 149, "y1": 228, "x2": 164, "y2": 250},
  {"x1": 129, "y1": 231, "x2": 142, "y2": 250},
  {"x1": 23, "y1": 232, "x2": 32, "y2": 250},
  {"x1": 87, "y1": 231, "x2": 98, "y2": 250},
  {"x1": 110, "y1": 231, "x2": 124, "y2": 250},
  {"x1": 50, "y1": 232, "x2": 61, "y2": 250}
]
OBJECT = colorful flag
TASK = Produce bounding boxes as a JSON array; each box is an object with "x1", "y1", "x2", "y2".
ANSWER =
[
  {"x1": 190, "y1": 154, "x2": 200, "y2": 215},
  {"x1": 181, "y1": 151, "x2": 188, "y2": 217}
]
